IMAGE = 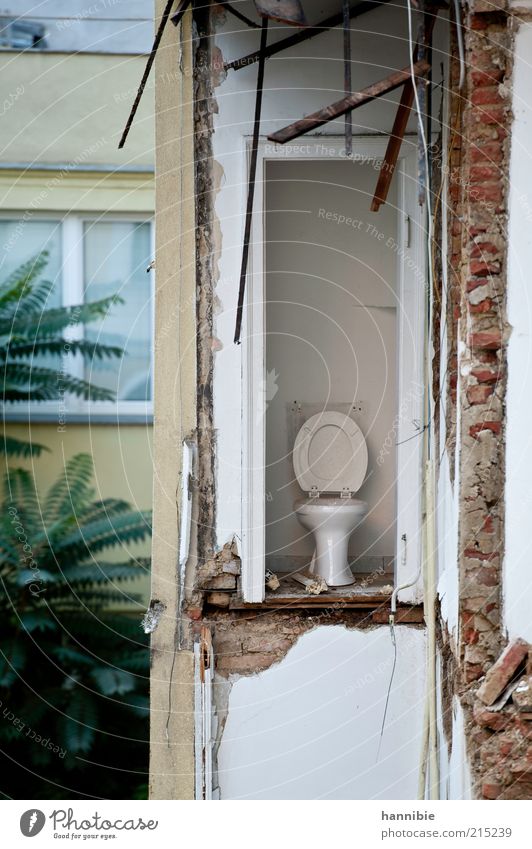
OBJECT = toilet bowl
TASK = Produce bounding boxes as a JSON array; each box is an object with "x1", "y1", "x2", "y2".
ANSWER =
[{"x1": 292, "y1": 411, "x2": 368, "y2": 587}]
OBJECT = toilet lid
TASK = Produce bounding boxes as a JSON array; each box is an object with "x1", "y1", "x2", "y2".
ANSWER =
[{"x1": 293, "y1": 411, "x2": 368, "y2": 494}]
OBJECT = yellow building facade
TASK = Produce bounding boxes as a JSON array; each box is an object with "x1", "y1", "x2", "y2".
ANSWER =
[{"x1": 1, "y1": 30, "x2": 155, "y2": 593}]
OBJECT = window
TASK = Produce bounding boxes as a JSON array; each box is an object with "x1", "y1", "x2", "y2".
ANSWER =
[
  {"x1": 0, "y1": 213, "x2": 154, "y2": 421},
  {"x1": 0, "y1": 18, "x2": 47, "y2": 50}
]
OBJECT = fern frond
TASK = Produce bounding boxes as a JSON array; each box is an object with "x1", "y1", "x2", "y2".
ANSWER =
[
  {"x1": 60, "y1": 690, "x2": 98, "y2": 754},
  {"x1": 44, "y1": 454, "x2": 94, "y2": 524},
  {"x1": 56, "y1": 510, "x2": 152, "y2": 557},
  {"x1": 0, "y1": 435, "x2": 49, "y2": 458}
]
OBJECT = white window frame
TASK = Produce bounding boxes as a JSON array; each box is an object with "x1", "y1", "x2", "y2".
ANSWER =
[
  {"x1": 1, "y1": 210, "x2": 154, "y2": 422},
  {"x1": 241, "y1": 136, "x2": 425, "y2": 603}
]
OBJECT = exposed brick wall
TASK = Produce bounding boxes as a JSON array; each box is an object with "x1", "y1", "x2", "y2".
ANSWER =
[
  {"x1": 201, "y1": 609, "x2": 423, "y2": 677},
  {"x1": 445, "y1": 24, "x2": 465, "y2": 462},
  {"x1": 449, "y1": 1, "x2": 532, "y2": 800},
  {"x1": 467, "y1": 641, "x2": 532, "y2": 799},
  {"x1": 457, "y1": 5, "x2": 512, "y2": 686}
]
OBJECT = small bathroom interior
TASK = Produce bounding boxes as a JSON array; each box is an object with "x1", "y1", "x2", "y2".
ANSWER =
[{"x1": 265, "y1": 156, "x2": 399, "y2": 585}]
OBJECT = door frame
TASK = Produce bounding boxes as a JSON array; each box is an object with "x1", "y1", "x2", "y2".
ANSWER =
[{"x1": 241, "y1": 136, "x2": 425, "y2": 603}]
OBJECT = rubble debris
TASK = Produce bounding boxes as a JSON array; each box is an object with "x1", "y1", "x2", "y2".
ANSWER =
[
  {"x1": 291, "y1": 571, "x2": 328, "y2": 595},
  {"x1": 196, "y1": 539, "x2": 241, "y2": 591},
  {"x1": 206, "y1": 592, "x2": 231, "y2": 608},
  {"x1": 141, "y1": 600, "x2": 166, "y2": 634},
  {"x1": 265, "y1": 569, "x2": 280, "y2": 591},
  {"x1": 477, "y1": 638, "x2": 529, "y2": 706},
  {"x1": 512, "y1": 677, "x2": 532, "y2": 713}
]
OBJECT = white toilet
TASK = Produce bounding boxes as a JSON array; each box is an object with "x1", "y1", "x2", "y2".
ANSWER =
[{"x1": 292, "y1": 411, "x2": 368, "y2": 587}]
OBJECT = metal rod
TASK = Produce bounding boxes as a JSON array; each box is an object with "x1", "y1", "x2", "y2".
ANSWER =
[
  {"x1": 119, "y1": 0, "x2": 186, "y2": 149},
  {"x1": 225, "y1": 0, "x2": 392, "y2": 71},
  {"x1": 343, "y1": 0, "x2": 352, "y2": 157},
  {"x1": 234, "y1": 19, "x2": 269, "y2": 345}
]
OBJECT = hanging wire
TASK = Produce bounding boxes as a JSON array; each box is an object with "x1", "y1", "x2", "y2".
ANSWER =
[{"x1": 376, "y1": 621, "x2": 397, "y2": 763}]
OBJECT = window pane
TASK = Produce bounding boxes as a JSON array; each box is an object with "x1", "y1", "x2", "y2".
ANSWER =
[
  {"x1": 83, "y1": 221, "x2": 152, "y2": 402},
  {"x1": 0, "y1": 219, "x2": 62, "y2": 306}
]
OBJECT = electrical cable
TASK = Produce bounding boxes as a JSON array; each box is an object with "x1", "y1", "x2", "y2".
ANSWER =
[{"x1": 376, "y1": 621, "x2": 397, "y2": 763}]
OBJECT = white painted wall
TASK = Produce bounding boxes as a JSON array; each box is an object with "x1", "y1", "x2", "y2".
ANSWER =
[
  {"x1": 217, "y1": 625, "x2": 427, "y2": 799},
  {"x1": 212, "y1": 0, "x2": 447, "y2": 554},
  {"x1": 505, "y1": 21, "x2": 532, "y2": 642},
  {"x1": 265, "y1": 158, "x2": 398, "y2": 566},
  {"x1": 436, "y1": 80, "x2": 460, "y2": 643}
]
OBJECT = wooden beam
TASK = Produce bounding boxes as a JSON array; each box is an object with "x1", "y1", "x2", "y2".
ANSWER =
[
  {"x1": 268, "y1": 60, "x2": 431, "y2": 145},
  {"x1": 371, "y1": 80, "x2": 414, "y2": 211},
  {"x1": 225, "y1": 0, "x2": 392, "y2": 72}
]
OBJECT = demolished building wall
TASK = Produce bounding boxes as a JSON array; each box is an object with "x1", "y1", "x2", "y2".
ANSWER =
[{"x1": 148, "y1": 0, "x2": 532, "y2": 800}]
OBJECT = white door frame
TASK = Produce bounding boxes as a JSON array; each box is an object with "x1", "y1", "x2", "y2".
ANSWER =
[{"x1": 241, "y1": 136, "x2": 425, "y2": 603}]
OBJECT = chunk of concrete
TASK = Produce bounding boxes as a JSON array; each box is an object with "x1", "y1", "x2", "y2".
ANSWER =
[
  {"x1": 477, "y1": 638, "x2": 529, "y2": 706},
  {"x1": 206, "y1": 592, "x2": 231, "y2": 608},
  {"x1": 512, "y1": 677, "x2": 532, "y2": 713}
]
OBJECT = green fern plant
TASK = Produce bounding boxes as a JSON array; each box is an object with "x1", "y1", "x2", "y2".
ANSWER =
[
  {"x1": 0, "y1": 454, "x2": 151, "y2": 799},
  {"x1": 1, "y1": 253, "x2": 124, "y2": 458}
]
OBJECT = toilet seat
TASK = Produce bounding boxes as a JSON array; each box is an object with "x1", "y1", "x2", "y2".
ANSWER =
[{"x1": 293, "y1": 411, "x2": 368, "y2": 496}]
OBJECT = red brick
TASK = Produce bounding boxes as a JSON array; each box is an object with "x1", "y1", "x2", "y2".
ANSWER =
[
  {"x1": 467, "y1": 277, "x2": 486, "y2": 293},
  {"x1": 469, "y1": 330, "x2": 502, "y2": 350},
  {"x1": 464, "y1": 549, "x2": 498, "y2": 562},
  {"x1": 470, "y1": 165, "x2": 502, "y2": 182},
  {"x1": 470, "y1": 142, "x2": 503, "y2": 164},
  {"x1": 473, "y1": 106, "x2": 506, "y2": 125},
  {"x1": 465, "y1": 627, "x2": 480, "y2": 644},
  {"x1": 474, "y1": 701, "x2": 510, "y2": 732},
  {"x1": 468, "y1": 183, "x2": 503, "y2": 204},
  {"x1": 216, "y1": 653, "x2": 275, "y2": 675},
  {"x1": 471, "y1": 68, "x2": 505, "y2": 86},
  {"x1": 477, "y1": 639, "x2": 529, "y2": 705},
  {"x1": 470, "y1": 13, "x2": 491, "y2": 29},
  {"x1": 469, "y1": 421, "x2": 502, "y2": 438},
  {"x1": 470, "y1": 50, "x2": 500, "y2": 70},
  {"x1": 468, "y1": 299, "x2": 496, "y2": 315},
  {"x1": 466, "y1": 663, "x2": 484, "y2": 683},
  {"x1": 471, "y1": 241, "x2": 499, "y2": 257},
  {"x1": 469, "y1": 259, "x2": 500, "y2": 276},
  {"x1": 478, "y1": 566, "x2": 499, "y2": 586},
  {"x1": 482, "y1": 779, "x2": 502, "y2": 799},
  {"x1": 477, "y1": 350, "x2": 498, "y2": 364},
  {"x1": 471, "y1": 86, "x2": 503, "y2": 106},
  {"x1": 470, "y1": 368, "x2": 499, "y2": 384},
  {"x1": 467, "y1": 383, "x2": 494, "y2": 404}
]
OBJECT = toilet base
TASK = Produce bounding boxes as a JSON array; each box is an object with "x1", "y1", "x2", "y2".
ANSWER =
[{"x1": 308, "y1": 548, "x2": 355, "y2": 588}]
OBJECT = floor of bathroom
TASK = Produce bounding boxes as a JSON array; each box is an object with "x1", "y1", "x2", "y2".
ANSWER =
[{"x1": 229, "y1": 570, "x2": 418, "y2": 613}]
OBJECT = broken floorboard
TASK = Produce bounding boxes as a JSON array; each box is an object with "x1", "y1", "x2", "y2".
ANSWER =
[{"x1": 226, "y1": 572, "x2": 424, "y2": 621}]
